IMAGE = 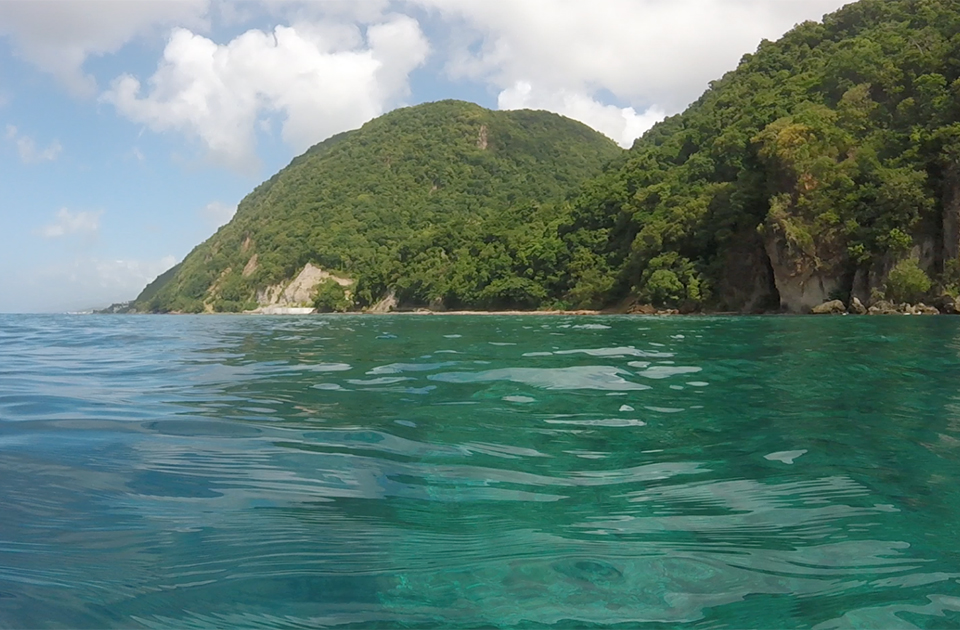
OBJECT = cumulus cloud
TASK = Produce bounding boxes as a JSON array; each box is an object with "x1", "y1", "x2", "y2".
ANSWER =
[
  {"x1": 5, "y1": 125, "x2": 62, "y2": 163},
  {"x1": 260, "y1": 0, "x2": 393, "y2": 24},
  {"x1": 202, "y1": 201, "x2": 237, "y2": 229},
  {"x1": 0, "y1": 0, "x2": 209, "y2": 97},
  {"x1": 102, "y1": 16, "x2": 430, "y2": 173},
  {"x1": 38, "y1": 208, "x2": 102, "y2": 239},
  {"x1": 498, "y1": 82, "x2": 665, "y2": 148},
  {"x1": 0, "y1": 0, "x2": 858, "y2": 161},
  {"x1": 411, "y1": 0, "x2": 854, "y2": 145}
]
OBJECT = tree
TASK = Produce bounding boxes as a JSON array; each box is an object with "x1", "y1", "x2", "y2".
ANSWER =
[{"x1": 314, "y1": 280, "x2": 352, "y2": 312}]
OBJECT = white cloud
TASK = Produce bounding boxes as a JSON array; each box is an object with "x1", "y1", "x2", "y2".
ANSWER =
[
  {"x1": 5, "y1": 124, "x2": 62, "y2": 163},
  {"x1": 38, "y1": 208, "x2": 102, "y2": 239},
  {"x1": 259, "y1": 0, "x2": 393, "y2": 25},
  {"x1": 410, "y1": 0, "x2": 855, "y2": 145},
  {"x1": 0, "y1": 0, "x2": 209, "y2": 97},
  {"x1": 202, "y1": 201, "x2": 237, "y2": 229},
  {"x1": 0, "y1": 0, "x2": 858, "y2": 161},
  {"x1": 498, "y1": 82, "x2": 665, "y2": 148},
  {"x1": 102, "y1": 16, "x2": 430, "y2": 173}
]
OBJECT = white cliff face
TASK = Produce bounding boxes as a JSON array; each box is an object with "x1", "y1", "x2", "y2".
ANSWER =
[
  {"x1": 255, "y1": 306, "x2": 316, "y2": 315},
  {"x1": 763, "y1": 233, "x2": 841, "y2": 313},
  {"x1": 251, "y1": 263, "x2": 354, "y2": 313},
  {"x1": 368, "y1": 290, "x2": 398, "y2": 314}
]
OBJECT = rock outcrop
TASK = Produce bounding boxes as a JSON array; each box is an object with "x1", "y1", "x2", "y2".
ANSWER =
[
  {"x1": 868, "y1": 300, "x2": 899, "y2": 315},
  {"x1": 368, "y1": 290, "x2": 399, "y2": 314},
  {"x1": 251, "y1": 263, "x2": 354, "y2": 313},
  {"x1": 811, "y1": 300, "x2": 846, "y2": 314},
  {"x1": 256, "y1": 307, "x2": 316, "y2": 315},
  {"x1": 716, "y1": 231, "x2": 780, "y2": 312},
  {"x1": 933, "y1": 295, "x2": 958, "y2": 314},
  {"x1": 242, "y1": 254, "x2": 259, "y2": 278},
  {"x1": 848, "y1": 297, "x2": 867, "y2": 315},
  {"x1": 867, "y1": 300, "x2": 941, "y2": 315},
  {"x1": 628, "y1": 304, "x2": 657, "y2": 315},
  {"x1": 762, "y1": 227, "x2": 842, "y2": 313}
]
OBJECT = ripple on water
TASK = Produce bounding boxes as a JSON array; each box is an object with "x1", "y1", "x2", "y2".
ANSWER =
[
  {"x1": 545, "y1": 417, "x2": 647, "y2": 428},
  {"x1": 635, "y1": 366, "x2": 702, "y2": 379},
  {"x1": 2, "y1": 314, "x2": 959, "y2": 629},
  {"x1": 553, "y1": 346, "x2": 675, "y2": 358},
  {"x1": 301, "y1": 362, "x2": 353, "y2": 372},
  {"x1": 428, "y1": 366, "x2": 652, "y2": 391},
  {"x1": 368, "y1": 361, "x2": 461, "y2": 375}
]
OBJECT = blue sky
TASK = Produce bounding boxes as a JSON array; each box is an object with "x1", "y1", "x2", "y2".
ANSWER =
[{"x1": 0, "y1": 0, "x2": 853, "y2": 312}]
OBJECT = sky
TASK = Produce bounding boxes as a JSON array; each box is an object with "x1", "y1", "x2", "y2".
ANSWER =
[{"x1": 0, "y1": 0, "x2": 856, "y2": 313}]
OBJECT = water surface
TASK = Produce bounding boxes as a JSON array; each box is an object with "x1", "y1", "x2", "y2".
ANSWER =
[{"x1": 1, "y1": 314, "x2": 959, "y2": 628}]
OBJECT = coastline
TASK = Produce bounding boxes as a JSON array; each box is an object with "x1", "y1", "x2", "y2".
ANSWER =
[
  {"x1": 376, "y1": 309, "x2": 606, "y2": 316},
  {"x1": 94, "y1": 306, "x2": 952, "y2": 316},
  {"x1": 97, "y1": 298, "x2": 956, "y2": 317}
]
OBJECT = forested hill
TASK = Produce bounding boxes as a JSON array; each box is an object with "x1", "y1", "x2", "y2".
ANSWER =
[
  {"x1": 138, "y1": 0, "x2": 960, "y2": 314},
  {"x1": 565, "y1": 0, "x2": 960, "y2": 313},
  {"x1": 136, "y1": 101, "x2": 622, "y2": 313}
]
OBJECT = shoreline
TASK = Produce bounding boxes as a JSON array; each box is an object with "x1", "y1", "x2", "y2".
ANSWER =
[
  {"x1": 118, "y1": 309, "x2": 865, "y2": 317},
  {"x1": 97, "y1": 300, "x2": 956, "y2": 317},
  {"x1": 375, "y1": 309, "x2": 608, "y2": 316},
  {"x1": 90, "y1": 310, "x2": 953, "y2": 316},
  {"x1": 103, "y1": 310, "x2": 736, "y2": 317},
  {"x1": 93, "y1": 306, "x2": 952, "y2": 316}
]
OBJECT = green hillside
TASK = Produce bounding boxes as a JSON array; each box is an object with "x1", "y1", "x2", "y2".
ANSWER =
[
  {"x1": 139, "y1": 0, "x2": 960, "y2": 314},
  {"x1": 565, "y1": 0, "x2": 960, "y2": 312},
  {"x1": 137, "y1": 100, "x2": 621, "y2": 313}
]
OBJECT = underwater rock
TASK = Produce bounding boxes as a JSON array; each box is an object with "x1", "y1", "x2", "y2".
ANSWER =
[{"x1": 552, "y1": 559, "x2": 624, "y2": 584}]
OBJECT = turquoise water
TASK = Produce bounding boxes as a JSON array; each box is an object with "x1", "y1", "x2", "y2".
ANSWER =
[{"x1": 1, "y1": 314, "x2": 960, "y2": 628}]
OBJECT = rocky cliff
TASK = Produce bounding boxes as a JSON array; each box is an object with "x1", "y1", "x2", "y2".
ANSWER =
[{"x1": 562, "y1": 0, "x2": 960, "y2": 313}]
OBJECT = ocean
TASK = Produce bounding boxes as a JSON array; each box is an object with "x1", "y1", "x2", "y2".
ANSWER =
[{"x1": 1, "y1": 313, "x2": 959, "y2": 628}]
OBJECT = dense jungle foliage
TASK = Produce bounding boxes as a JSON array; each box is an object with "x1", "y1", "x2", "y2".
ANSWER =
[
  {"x1": 566, "y1": 0, "x2": 960, "y2": 310},
  {"x1": 137, "y1": 101, "x2": 621, "y2": 312},
  {"x1": 137, "y1": 0, "x2": 960, "y2": 313}
]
